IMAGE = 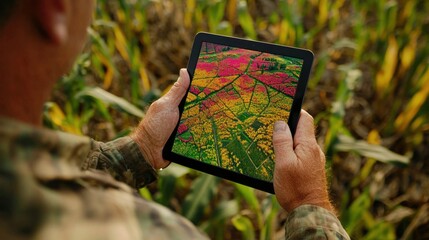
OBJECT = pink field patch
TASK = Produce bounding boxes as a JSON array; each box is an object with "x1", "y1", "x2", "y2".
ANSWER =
[
  {"x1": 255, "y1": 84, "x2": 267, "y2": 94},
  {"x1": 203, "y1": 88, "x2": 212, "y2": 95},
  {"x1": 177, "y1": 123, "x2": 188, "y2": 134},
  {"x1": 218, "y1": 63, "x2": 242, "y2": 77},
  {"x1": 222, "y1": 55, "x2": 250, "y2": 70},
  {"x1": 217, "y1": 88, "x2": 240, "y2": 101},
  {"x1": 189, "y1": 86, "x2": 201, "y2": 95},
  {"x1": 196, "y1": 61, "x2": 217, "y2": 73},
  {"x1": 254, "y1": 72, "x2": 292, "y2": 85},
  {"x1": 249, "y1": 59, "x2": 273, "y2": 72},
  {"x1": 274, "y1": 85, "x2": 296, "y2": 96},
  {"x1": 235, "y1": 75, "x2": 255, "y2": 93},
  {"x1": 200, "y1": 98, "x2": 217, "y2": 112},
  {"x1": 219, "y1": 77, "x2": 231, "y2": 84}
]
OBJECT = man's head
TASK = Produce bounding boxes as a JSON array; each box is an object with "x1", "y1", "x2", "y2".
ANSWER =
[
  {"x1": 0, "y1": 0, "x2": 96, "y2": 125},
  {"x1": 0, "y1": 0, "x2": 16, "y2": 25},
  {"x1": 1, "y1": 0, "x2": 95, "y2": 74}
]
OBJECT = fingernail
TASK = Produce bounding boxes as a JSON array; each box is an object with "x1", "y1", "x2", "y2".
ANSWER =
[
  {"x1": 179, "y1": 68, "x2": 187, "y2": 81},
  {"x1": 274, "y1": 121, "x2": 287, "y2": 132}
]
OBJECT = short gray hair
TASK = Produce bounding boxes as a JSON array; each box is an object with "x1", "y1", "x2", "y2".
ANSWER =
[{"x1": 0, "y1": 0, "x2": 17, "y2": 26}]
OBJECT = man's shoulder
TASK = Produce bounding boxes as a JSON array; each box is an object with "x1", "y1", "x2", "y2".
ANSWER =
[
  {"x1": 0, "y1": 116, "x2": 92, "y2": 180},
  {"x1": 1, "y1": 116, "x2": 90, "y2": 155}
]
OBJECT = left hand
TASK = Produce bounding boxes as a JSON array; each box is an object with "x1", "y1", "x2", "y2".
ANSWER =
[{"x1": 131, "y1": 68, "x2": 190, "y2": 169}]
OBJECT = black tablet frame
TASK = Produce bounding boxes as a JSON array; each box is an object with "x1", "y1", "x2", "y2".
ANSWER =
[{"x1": 163, "y1": 32, "x2": 314, "y2": 194}]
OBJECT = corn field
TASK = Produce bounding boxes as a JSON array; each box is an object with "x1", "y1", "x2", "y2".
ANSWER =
[{"x1": 44, "y1": 0, "x2": 429, "y2": 239}]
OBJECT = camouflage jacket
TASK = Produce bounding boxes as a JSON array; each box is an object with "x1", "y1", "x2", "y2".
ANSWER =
[{"x1": 0, "y1": 117, "x2": 349, "y2": 239}]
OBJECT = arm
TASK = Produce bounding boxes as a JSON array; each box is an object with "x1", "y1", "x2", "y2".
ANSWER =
[
  {"x1": 81, "y1": 69, "x2": 190, "y2": 189},
  {"x1": 273, "y1": 110, "x2": 350, "y2": 239}
]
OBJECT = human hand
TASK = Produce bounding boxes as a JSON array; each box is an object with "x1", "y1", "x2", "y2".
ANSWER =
[
  {"x1": 272, "y1": 110, "x2": 335, "y2": 213},
  {"x1": 131, "y1": 68, "x2": 190, "y2": 170}
]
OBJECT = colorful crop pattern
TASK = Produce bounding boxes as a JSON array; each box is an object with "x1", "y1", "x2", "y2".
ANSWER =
[{"x1": 172, "y1": 42, "x2": 303, "y2": 182}]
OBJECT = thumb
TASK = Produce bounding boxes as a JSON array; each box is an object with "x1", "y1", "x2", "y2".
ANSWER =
[
  {"x1": 273, "y1": 121, "x2": 295, "y2": 164},
  {"x1": 164, "y1": 68, "x2": 191, "y2": 106}
]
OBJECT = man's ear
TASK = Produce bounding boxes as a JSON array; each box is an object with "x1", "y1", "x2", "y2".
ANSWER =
[{"x1": 35, "y1": 0, "x2": 70, "y2": 45}]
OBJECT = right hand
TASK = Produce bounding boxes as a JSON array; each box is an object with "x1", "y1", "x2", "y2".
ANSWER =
[
  {"x1": 130, "y1": 68, "x2": 190, "y2": 170},
  {"x1": 272, "y1": 110, "x2": 335, "y2": 213}
]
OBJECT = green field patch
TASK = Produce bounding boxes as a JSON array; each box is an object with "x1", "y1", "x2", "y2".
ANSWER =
[
  {"x1": 246, "y1": 141, "x2": 269, "y2": 168},
  {"x1": 225, "y1": 137, "x2": 252, "y2": 168},
  {"x1": 251, "y1": 119, "x2": 263, "y2": 131},
  {"x1": 237, "y1": 112, "x2": 253, "y2": 121},
  {"x1": 173, "y1": 139, "x2": 199, "y2": 158}
]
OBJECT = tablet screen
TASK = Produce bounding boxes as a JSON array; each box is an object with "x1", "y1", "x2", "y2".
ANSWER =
[{"x1": 171, "y1": 42, "x2": 304, "y2": 183}]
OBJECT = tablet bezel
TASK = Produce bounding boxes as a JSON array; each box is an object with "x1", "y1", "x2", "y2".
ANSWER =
[{"x1": 163, "y1": 32, "x2": 314, "y2": 194}]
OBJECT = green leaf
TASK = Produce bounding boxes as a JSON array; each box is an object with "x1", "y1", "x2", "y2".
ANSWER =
[
  {"x1": 334, "y1": 135, "x2": 409, "y2": 166},
  {"x1": 231, "y1": 215, "x2": 255, "y2": 240},
  {"x1": 212, "y1": 200, "x2": 239, "y2": 223},
  {"x1": 155, "y1": 164, "x2": 190, "y2": 206},
  {"x1": 260, "y1": 196, "x2": 281, "y2": 240},
  {"x1": 138, "y1": 187, "x2": 152, "y2": 201},
  {"x1": 92, "y1": 99, "x2": 111, "y2": 121},
  {"x1": 325, "y1": 66, "x2": 360, "y2": 155},
  {"x1": 363, "y1": 222, "x2": 396, "y2": 240},
  {"x1": 77, "y1": 87, "x2": 145, "y2": 118},
  {"x1": 342, "y1": 189, "x2": 372, "y2": 234},
  {"x1": 234, "y1": 183, "x2": 260, "y2": 213},
  {"x1": 154, "y1": 175, "x2": 177, "y2": 206},
  {"x1": 216, "y1": 21, "x2": 233, "y2": 36},
  {"x1": 181, "y1": 174, "x2": 219, "y2": 223},
  {"x1": 200, "y1": 200, "x2": 239, "y2": 238},
  {"x1": 237, "y1": 0, "x2": 256, "y2": 39},
  {"x1": 207, "y1": 1, "x2": 226, "y2": 33}
]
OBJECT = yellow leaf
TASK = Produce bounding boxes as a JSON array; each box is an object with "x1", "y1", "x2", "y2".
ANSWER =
[
  {"x1": 395, "y1": 68, "x2": 429, "y2": 133},
  {"x1": 62, "y1": 125, "x2": 82, "y2": 135},
  {"x1": 375, "y1": 36, "x2": 399, "y2": 94},
  {"x1": 113, "y1": 26, "x2": 130, "y2": 64},
  {"x1": 310, "y1": 0, "x2": 318, "y2": 7},
  {"x1": 411, "y1": 116, "x2": 425, "y2": 132},
  {"x1": 116, "y1": 9, "x2": 126, "y2": 23},
  {"x1": 227, "y1": 0, "x2": 237, "y2": 24},
  {"x1": 47, "y1": 102, "x2": 66, "y2": 127},
  {"x1": 278, "y1": 19, "x2": 289, "y2": 45},
  {"x1": 184, "y1": 0, "x2": 196, "y2": 28},
  {"x1": 45, "y1": 103, "x2": 82, "y2": 135},
  {"x1": 139, "y1": 66, "x2": 151, "y2": 93},
  {"x1": 400, "y1": 1, "x2": 415, "y2": 24},
  {"x1": 399, "y1": 30, "x2": 419, "y2": 75},
  {"x1": 134, "y1": 12, "x2": 143, "y2": 32},
  {"x1": 96, "y1": 52, "x2": 114, "y2": 89},
  {"x1": 317, "y1": 0, "x2": 328, "y2": 27},
  {"x1": 367, "y1": 129, "x2": 381, "y2": 145},
  {"x1": 103, "y1": 67, "x2": 114, "y2": 90}
]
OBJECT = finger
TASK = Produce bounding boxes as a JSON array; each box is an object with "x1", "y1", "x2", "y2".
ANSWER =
[
  {"x1": 293, "y1": 110, "x2": 317, "y2": 147},
  {"x1": 164, "y1": 68, "x2": 191, "y2": 106},
  {"x1": 273, "y1": 121, "x2": 296, "y2": 164}
]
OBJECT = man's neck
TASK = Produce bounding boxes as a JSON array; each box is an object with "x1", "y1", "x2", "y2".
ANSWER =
[
  {"x1": 0, "y1": 78, "x2": 51, "y2": 127},
  {"x1": 0, "y1": 13, "x2": 57, "y2": 127},
  {"x1": 0, "y1": 43, "x2": 54, "y2": 127}
]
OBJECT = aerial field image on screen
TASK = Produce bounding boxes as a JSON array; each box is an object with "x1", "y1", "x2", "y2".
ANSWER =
[{"x1": 172, "y1": 42, "x2": 304, "y2": 182}]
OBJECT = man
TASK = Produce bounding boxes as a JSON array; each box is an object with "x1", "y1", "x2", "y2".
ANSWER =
[{"x1": 0, "y1": 0, "x2": 350, "y2": 239}]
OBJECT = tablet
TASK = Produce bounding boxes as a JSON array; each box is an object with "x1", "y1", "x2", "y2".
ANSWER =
[{"x1": 163, "y1": 32, "x2": 313, "y2": 193}]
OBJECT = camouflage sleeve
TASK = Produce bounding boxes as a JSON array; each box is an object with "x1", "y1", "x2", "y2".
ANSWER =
[
  {"x1": 285, "y1": 205, "x2": 350, "y2": 240},
  {"x1": 82, "y1": 136, "x2": 158, "y2": 189}
]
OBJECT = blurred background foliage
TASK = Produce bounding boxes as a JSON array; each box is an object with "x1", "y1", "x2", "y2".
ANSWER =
[{"x1": 43, "y1": 0, "x2": 429, "y2": 239}]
